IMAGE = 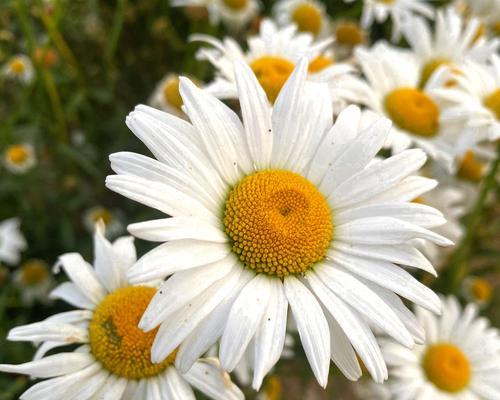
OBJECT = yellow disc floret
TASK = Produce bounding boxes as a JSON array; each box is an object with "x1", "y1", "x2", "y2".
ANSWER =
[
  {"x1": 163, "y1": 76, "x2": 184, "y2": 111},
  {"x1": 308, "y1": 55, "x2": 334, "y2": 73},
  {"x1": 222, "y1": 0, "x2": 248, "y2": 10},
  {"x1": 423, "y1": 343, "x2": 471, "y2": 393},
  {"x1": 20, "y1": 260, "x2": 49, "y2": 286},
  {"x1": 292, "y1": 3, "x2": 322, "y2": 36},
  {"x1": 470, "y1": 277, "x2": 493, "y2": 303},
  {"x1": 385, "y1": 87, "x2": 440, "y2": 137},
  {"x1": 9, "y1": 57, "x2": 26, "y2": 74},
  {"x1": 224, "y1": 170, "x2": 333, "y2": 277},
  {"x1": 484, "y1": 88, "x2": 500, "y2": 120},
  {"x1": 420, "y1": 58, "x2": 450, "y2": 87},
  {"x1": 89, "y1": 286, "x2": 176, "y2": 379},
  {"x1": 335, "y1": 22, "x2": 364, "y2": 47},
  {"x1": 5, "y1": 144, "x2": 29, "y2": 165},
  {"x1": 250, "y1": 57, "x2": 295, "y2": 103},
  {"x1": 457, "y1": 151, "x2": 485, "y2": 182}
]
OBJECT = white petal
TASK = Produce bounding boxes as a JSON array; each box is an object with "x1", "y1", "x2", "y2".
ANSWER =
[
  {"x1": 284, "y1": 276, "x2": 330, "y2": 388},
  {"x1": 364, "y1": 176, "x2": 437, "y2": 205},
  {"x1": 93, "y1": 223, "x2": 122, "y2": 293},
  {"x1": 8, "y1": 321, "x2": 87, "y2": 344},
  {"x1": 67, "y1": 369, "x2": 109, "y2": 400},
  {"x1": 94, "y1": 375, "x2": 128, "y2": 400},
  {"x1": 50, "y1": 282, "x2": 95, "y2": 310},
  {"x1": 161, "y1": 367, "x2": 196, "y2": 400}
]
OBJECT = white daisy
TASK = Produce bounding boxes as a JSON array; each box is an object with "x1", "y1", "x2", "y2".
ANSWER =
[
  {"x1": 192, "y1": 18, "x2": 354, "y2": 109},
  {"x1": 0, "y1": 218, "x2": 27, "y2": 266},
  {"x1": 171, "y1": 0, "x2": 260, "y2": 30},
  {"x1": 332, "y1": 20, "x2": 367, "y2": 60},
  {"x1": 402, "y1": 7, "x2": 499, "y2": 87},
  {"x1": 462, "y1": 276, "x2": 494, "y2": 308},
  {"x1": 381, "y1": 295, "x2": 500, "y2": 399},
  {"x1": 435, "y1": 55, "x2": 500, "y2": 144},
  {"x1": 3, "y1": 143, "x2": 36, "y2": 174},
  {"x1": 2, "y1": 54, "x2": 34, "y2": 84},
  {"x1": 106, "y1": 58, "x2": 451, "y2": 390},
  {"x1": 83, "y1": 205, "x2": 123, "y2": 238},
  {"x1": 460, "y1": 0, "x2": 500, "y2": 35},
  {"x1": 343, "y1": 0, "x2": 434, "y2": 42},
  {"x1": 273, "y1": 0, "x2": 330, "y2": 37},
  {"x1": 343, "y1": 42, "x2": 467, "y2": 170},
  {"x1": 13, "y1": 259, "x2": 54, "y2": 305},
  {"x1": 0, "y1": 224, "x2": 243, "y2": 400}
]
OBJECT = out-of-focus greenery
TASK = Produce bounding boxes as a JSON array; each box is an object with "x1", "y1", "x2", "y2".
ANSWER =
[{"x1": 0, "y1": 0, "x2": 498, "y2": 399}]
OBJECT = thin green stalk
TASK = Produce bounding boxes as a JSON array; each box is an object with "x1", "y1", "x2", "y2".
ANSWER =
[
  {"x1": 105, "y1": 0, "x2": 127, "y2": 66},
  {"x1": 42, "y1": 69, "x2": 68, "y2": 143}
]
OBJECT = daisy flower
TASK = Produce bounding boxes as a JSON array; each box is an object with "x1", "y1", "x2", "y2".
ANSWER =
[
  {"x1": 343, "y1": 42, "x2": 467, "y2": 169},
  {"x1": 3, "y1": 143, "x2": 36, "y2": 174},
  {"x1": 2, "y1": 54, "x2": 34, "y2": 84},
  {"x1": 462, "y1": 276, "x2": 494, "y2": 308},
  {"x1": 402, "y1": 7, "x2": 499, "y2": 87},
  {"x1": 272, "y1": 0, "x2": 330, "y2": 37},
  {"x1": 381, "y1": 295, "x2": 500, "y2": 399},
  {"x1": 171, "y1": 0, "x2": 260, "y2": 30},
  {"x1": 0, "y1": 218, "x2": 27, "y2": 266},
  {"x1": 435, "y1": 55, "x2": 500, "y2": 144},
  {"x1": 332, "y1": 21, "x2": 367, "y2": 60},
  {"x1": 83, "y1": 205, "x2": 123, "y2": 238},
  {"x1": 193, "y1": 18, "x2": 354, "y2": 108},
  {"x1": 343, "y1": 0, "x2": 434, "y2": 42},
  {"x1": 0, "y1": 224, "x2": 243, "y2": 400},
  {"x1": 106, "y1": 58, "x2": 451, "y2": 389},
  {"x1": 460, "y1": 0, "x2": 500, "y2": 36},
  {"x1": 13, "y1": 259, "x2": 54, "y2": 305}
]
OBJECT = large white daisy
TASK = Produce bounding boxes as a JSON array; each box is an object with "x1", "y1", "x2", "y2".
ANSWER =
[
  {"x1": 171, "y1": 0, "x2": 260, "y2": 30},
  {"x1": 192, "y1": 18, "x2": 354, "y2": 109},
  {"x1": 106, "y1": 58, "x2": 451, "y2": 390},
  {"x1": 343, "y1": 0, "x2": 434, "y2": 42},
  {"x1": 381, "y1": 295, "x2": 500, "y2": 399},
  {"x1": 0, "y1": 224, "x2": 243, "y2": 400},
  {"x1": 0, "y1": 217, "x2": 27, "y2": 265}
]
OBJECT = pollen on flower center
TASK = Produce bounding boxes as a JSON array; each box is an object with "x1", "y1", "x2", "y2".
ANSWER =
[
  {"x1": 484, "y1": 88, "x2": 500, "y2": 120},
  {"x1": 163, "y1": 76, "x2": 184, "y2": 111},
  {"x1": 292, "y1": 3, "x2": 322, "y2": 35},
  {"x1": 250, "y1": 56, "x2": 295, "y2": 103},
  {"x1": 308, "y1": 55, "x2": 334, "y2": 73},
  {"x1": 223, "y1": 170, "x2": 333, "y2": 278},
  {"x1": 222, "y1": 0, "x2": 248, "y2": 11},
  {"x1": 6, "y1": 145, "x2": 29, "y2": 165},
  {"x1": 420, "y1": 58, "x2": 450, "y2": 87},
  {"x1": 423, "y1": 343, "x2": 471, "y2": 393},
  {"x1": 385, "y1": 87, "x2": 440, "y2": 137},
  {"x1": 89, "y1": 286, "x2": 176, "y2": 379}
]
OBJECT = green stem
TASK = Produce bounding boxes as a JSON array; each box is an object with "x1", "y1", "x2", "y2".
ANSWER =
[{"x1": 105, "y1": 0, "x2": 127, "y2": 66}]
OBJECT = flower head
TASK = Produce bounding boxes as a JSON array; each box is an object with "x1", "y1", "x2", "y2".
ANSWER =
[
  {"x1": 3, "y1": 143, "x2": 36, "y2": 174},
  {"x1": 3, "y1": 54, "x2": 34, "y2": 84}
]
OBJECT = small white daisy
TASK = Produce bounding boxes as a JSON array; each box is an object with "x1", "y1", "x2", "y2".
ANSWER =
[
  {"x1": 273, "y1": 0, "x2": 330, "y2": 37},
  {"x1": 13, "y1": 259, "x2": 54, "y2": 305},
  {"x1": 0, "y1": 218, "x2": 27, "y2": 266},
  {"x1": 343, "y1": 42, "x2": 468, "y2": 170},
  {"x1": 343, "y1": 0, "x2": 434, "y2": 42},
  {"x1": 83, "y1": 205, "x2": 123, "y2": 238},
  {"x1": 171, "y1": 0, "x2": 260, "y2": 30},
  {"x1": 0, "y1": 224, "x2": 243, "y2": 400},
  {"x1": 192, "y1": 18, "x2": 354, "y2": 109},
  {"x1": 381, "y1": 295, "x2": 500, "y2": 399},
  {"x1": 462, "y1": 276, "x2": 494, "y2": 308},
  {"x1": 3, "y1": 143, "x2": 36, "y2": 174},
  {"x1": 332, "y1": 20, "x2": 367, "y2": 60},
  {"x1": 2, "y1": 54, "x2": 34, "y2": 84},
  {"x1": 106, "y1": 58, "x2": 451, "y2": 389},
  {"x1": 402, "y1": 7, "x2": 499, "y2": 87}
]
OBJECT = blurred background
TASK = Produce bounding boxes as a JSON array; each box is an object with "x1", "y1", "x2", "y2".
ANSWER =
[{"x1": 0, "y1": 0, "x2": 498, "y2": 399}]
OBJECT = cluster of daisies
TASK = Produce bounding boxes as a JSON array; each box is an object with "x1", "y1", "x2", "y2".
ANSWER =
[{"x1": 1, "y1": 0, "x2": 500, "y2": 399}]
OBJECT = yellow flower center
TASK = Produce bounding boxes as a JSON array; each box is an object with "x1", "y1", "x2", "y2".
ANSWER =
[
  {"x1": 263, "y1": 376, "x2": 282, "y2": 400},
  {"x1": 90, "y1": 208, "x2": 113, "y2": 225},
  {"x1": 494, "y1": 21, "x2": 500, "y2": 36},
  {"x1": 292, "y1": 3, "x2": 322, "y2": 36},
  {"x1": 335, "y1": 22, "x2": 364, "y2": 46},
  {"x1": 20, "y1": 261, "x2": 49, "y2": 286},
  {"x1": 222, "y1": 0, "x2": 248, "y2": 11},
  {"x1": 457, "y1": 151, "x2": 485, "y2": 182},
  {"x1": 5, "y1": 144, "x2": 29, "y2": 165},
  {"x1": 470, "y1": 277, "x2": 492, "y2": 302},
  {"x1": 308, "y1": 55, "x2": 334, "y2": 73},
  {"x1": 484, "y1": 88, "x2": 500, "y2": 120},
  {"x1": 423, "y1": 343, "x2": 471, "y2": 393},
  {"x1": 420, "y1": 58, "x2": 450, "y2": 88},
  {"x1": 9, "y1": 58, "x2": 26, "y2": 74},
  {"x1": 223, "y1": 170, "x2": 333, "y2": 278},
  {"x1": 385, "y1": 87, "x2": 440, "y2": 137},
  {"x1": 250, "y1": 56, "x2": 295, "y2": 103},
  {"x1": 163, "y1": 76, "x2": 184, "y2": 111},
  {"x1": 89, "y1": 286, "x2": 176, "y2": 379},
  {"x1": 378, "y1": 0, "x2": 395, "y2": 4}
]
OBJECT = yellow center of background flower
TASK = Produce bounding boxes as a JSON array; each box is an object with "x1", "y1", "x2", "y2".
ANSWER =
[
  {"x1": 163, "y1": 76, "x2": 184, "y2": 111},
  {"x1": 89, "y1": 286, "x2": 176, "y2": 379},
  {"x1": 6, "y1": 145, "x2": 29, "y2": 165},
  {"x1": 420, "y1": 58, "x2": 450, "y2": 87},
  {"x1": 222, "y1": 0, "x2": 248, "y2": 11},
  {"x1": 20, "y1": 260, "x2": 48, "y2": 286},
  {"x1": 484, "y1": 88, "x2": 500, "y2": 120},
  {"x1": 224, "y1": 170, "x2": 333, "y2": 277},
  {"x1": 385, "y1": 87, "x2": 440, "y2": 137},
  {"x1": 292, "y1": 3, "x2": 322, "y2": 36},
  {"x1": 9, "y1": 58, "x2": 26, "y2": 74},
  {"x1": 90, "y1": 208, "x2": 114, "y2": 225},
  {"x1": 457, "y1": 151, "x2": 485, "y2": 182},
  {"x1": 308, "y1": 55, "x2": 334, "y2": 73},
  {"x1": 335, "y1": 22, "x2": 364, "y2": 46},
  {"x1": 250, "y1": 56, "x2": 295, "y2": 103},
  {"x1": 423, "y1": 343, "x2": 471, "y2": 393},
  {"x1": 470, "y1": 277, "x2": 492, "y2": 302}
]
